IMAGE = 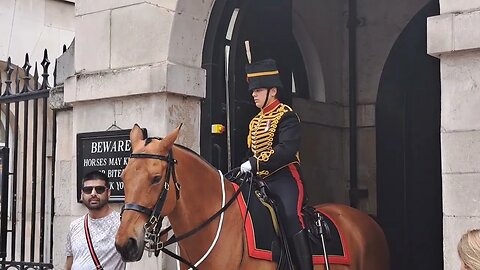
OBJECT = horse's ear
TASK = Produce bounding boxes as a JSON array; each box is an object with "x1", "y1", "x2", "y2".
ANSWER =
[
  {"x1": 130, "y1": 124, "x2": 145, "y2": 147},
  {"x1": 162, "y1": 125, "x2": 181, "y2": 150}
]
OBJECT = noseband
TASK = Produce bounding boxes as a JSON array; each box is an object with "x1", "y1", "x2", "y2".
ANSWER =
[{"x1": 120, "y1": 150, "x2": 180, "y2": 254}]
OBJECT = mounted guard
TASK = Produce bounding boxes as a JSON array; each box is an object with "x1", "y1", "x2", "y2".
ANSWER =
[
  {"x1": 239, "y1": 55, "x2": 313, "y2": 270},
  {"x1": 114, "y1": 41, "x2": 390, "y2": 270}
]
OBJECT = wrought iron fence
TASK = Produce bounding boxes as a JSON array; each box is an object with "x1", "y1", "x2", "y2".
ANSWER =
[{"x1": 0, "y1": 49, "x2": 58, "y2": 270}]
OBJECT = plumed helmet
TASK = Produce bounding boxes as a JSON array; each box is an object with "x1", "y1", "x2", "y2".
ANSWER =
[{"x1": 245, "y1": 59, "x2": 283, "y2": 92}]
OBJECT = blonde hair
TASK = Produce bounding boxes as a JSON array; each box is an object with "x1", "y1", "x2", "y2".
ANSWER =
[{"x1": 458, "y1": 229, "x2": 480, "y2": 270}]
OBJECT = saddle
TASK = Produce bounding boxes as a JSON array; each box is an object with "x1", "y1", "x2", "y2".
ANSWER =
[{"x1": 227, "y1": 174, "x2": 351, "y2": 266}]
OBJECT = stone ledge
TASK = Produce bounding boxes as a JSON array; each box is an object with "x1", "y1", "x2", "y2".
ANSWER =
[
  {"x1": 64, "y1": 62, "x2": 205, "y2": 103},
  {"x1": 75, "y1": 0, "x2": 176, "y2": 16},
  {"x1": 428, "y1": 10, "x2": 480, "y2": 57},
  {"x1": 440, "y1": 0, "x2": 480, "y2": 14},
  {"x1": 427, "y1": 13, "x2": 453, "y2": 57},
  {"x1": 55, "y1": 39, "x2": 75, "y2": 85},
  {"x1": 50, "y1": 86, "x2": 72, "y2": 111}
]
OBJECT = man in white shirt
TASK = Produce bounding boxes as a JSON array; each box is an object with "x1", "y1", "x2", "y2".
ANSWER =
[{"x1": 65, "y1": 171, "x2": 126, "y2": 270}]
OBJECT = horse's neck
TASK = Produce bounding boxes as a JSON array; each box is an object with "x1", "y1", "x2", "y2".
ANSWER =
[{"x1": 168, "y1": 147, "x2": 223, "y2": 234}]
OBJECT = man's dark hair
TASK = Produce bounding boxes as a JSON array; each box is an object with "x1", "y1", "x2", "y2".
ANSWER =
[{"x1": 82, "y1": 170, "x2": 109, "y2": 187}]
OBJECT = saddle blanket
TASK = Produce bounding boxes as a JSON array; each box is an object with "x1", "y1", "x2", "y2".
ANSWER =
[{"x1": 232, "y1": 182, "x2": 351, "y2": 265}]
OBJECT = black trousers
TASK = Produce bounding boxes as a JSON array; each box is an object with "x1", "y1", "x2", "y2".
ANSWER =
[{"x1": 264, "y1": 164, "x2": 306, "y2": 238}]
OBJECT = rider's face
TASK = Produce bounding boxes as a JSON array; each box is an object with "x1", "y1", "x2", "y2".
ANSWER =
[{"x1": 251, "y1": 88, "x2": 277, "y2": 109}]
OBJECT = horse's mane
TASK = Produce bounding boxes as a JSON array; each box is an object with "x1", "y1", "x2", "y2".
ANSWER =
[{"x1": 144, "y1": 137, "x2": 217, "y2": 171}]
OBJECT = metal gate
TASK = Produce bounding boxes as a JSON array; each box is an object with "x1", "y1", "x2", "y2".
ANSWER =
[{"x1": 0, "y1": 50, "x2": 56, "y2": 269}]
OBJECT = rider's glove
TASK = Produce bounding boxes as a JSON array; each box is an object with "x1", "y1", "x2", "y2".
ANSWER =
[{"x1": 240, "y1": 160, "x2": 252, "y2": 173}]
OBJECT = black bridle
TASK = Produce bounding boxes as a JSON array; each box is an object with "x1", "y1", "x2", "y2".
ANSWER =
[
  {"x1": 120, "y1": 150, "x2": 180, "y2": 257},
  {"x1": 122, "y1": 151, "x2": 180, "y2": 218},
  {"x1": 120, "y1": 148, "x2": 248, "y2": 269}
]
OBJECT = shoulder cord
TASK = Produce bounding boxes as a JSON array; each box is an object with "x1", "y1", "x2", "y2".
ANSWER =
[
  {"x1": 84, "y1": 215, "x2": 104, "y2": 270},
  {"x1": 161, "y1": 171, "x2": 250, "y2": 269},
  {"x1": 173, "y1": 170, "x2": 226, "y2": 270}
]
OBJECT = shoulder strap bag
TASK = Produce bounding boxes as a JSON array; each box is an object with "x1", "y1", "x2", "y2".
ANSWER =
[{"x1": 84, "y1": 215, "x2": 104, "y2": 270}]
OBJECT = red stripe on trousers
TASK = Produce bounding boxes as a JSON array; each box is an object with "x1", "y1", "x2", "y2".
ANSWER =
[{"x1": 288, "y1": 164, "x2": 305, "y2": 228}]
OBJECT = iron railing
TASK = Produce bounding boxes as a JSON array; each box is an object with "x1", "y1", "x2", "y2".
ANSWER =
[{"x1": 0, "y1": 49, "x2": 57, "y2": 270}]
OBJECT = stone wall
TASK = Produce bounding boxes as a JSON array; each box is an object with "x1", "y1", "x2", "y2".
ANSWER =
[{"x1": 428, "y1": 2, "x2": 480, "y2": 269}]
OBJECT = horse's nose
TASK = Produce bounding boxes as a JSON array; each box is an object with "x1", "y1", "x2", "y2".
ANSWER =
[
  {"x1": 115, "y1": 238, "x2": 141, "y2": 262},
  {"x1": 127, "y1": 237, "x2": 138, "y2": 251}
]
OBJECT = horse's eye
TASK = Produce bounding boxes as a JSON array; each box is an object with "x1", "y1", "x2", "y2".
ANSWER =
[{"x1": 153, "y1": 176, "x2": 162, "y2": 184}]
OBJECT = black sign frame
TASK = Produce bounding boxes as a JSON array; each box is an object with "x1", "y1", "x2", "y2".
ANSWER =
[{"x1": 76, "y1": 129, "x2": 132, "y2": 202}]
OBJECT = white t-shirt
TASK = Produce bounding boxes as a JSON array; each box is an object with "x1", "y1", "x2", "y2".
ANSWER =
[{"x1": 66, "y1": 211, "x2": 126, "y2": 270}]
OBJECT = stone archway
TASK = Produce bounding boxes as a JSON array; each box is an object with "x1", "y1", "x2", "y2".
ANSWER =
[{"x1": 168, "y1": 0, "x2": 215, "y2": 68}]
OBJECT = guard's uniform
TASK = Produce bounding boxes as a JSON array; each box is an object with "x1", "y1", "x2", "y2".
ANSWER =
[
  {"x1": 247, "y1": 99, "x2": 306, "y2": 237},
  {"x1": 244, "y1": 58, "x2": 312, "y2": 270}
]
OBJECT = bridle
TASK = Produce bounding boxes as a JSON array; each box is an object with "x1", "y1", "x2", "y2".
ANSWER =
[
  {"x1": 120, "y1": 147, "x2": 247, "y2": 270},
  {"x1": 120, "y1": 150, "x2": 180, "y2": 255}
]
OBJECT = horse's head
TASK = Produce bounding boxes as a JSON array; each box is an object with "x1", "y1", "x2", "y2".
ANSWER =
[{"x1": 115, "y1": 124, "x2": 181, "y2": 261}]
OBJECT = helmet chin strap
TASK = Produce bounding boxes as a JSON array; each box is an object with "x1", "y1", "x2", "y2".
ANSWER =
[{"x1": 262, "y1": 88, "x2": 272, "y2": 109}]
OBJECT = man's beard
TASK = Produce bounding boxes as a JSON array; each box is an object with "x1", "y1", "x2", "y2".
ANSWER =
[{"x1": 83, "y1": 196, "x2": 108, "y2": 210}]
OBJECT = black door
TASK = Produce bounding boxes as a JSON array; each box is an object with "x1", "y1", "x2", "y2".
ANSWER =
[{"x1": 376, "y1": 2, "x2": 442, "y2": 269}]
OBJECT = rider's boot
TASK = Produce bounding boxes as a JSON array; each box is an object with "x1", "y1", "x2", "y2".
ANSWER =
[{"x1": 291, "y1": 229, "x2": 313, "y2": 270}]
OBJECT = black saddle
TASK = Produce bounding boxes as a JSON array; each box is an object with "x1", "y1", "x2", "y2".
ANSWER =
[{"x1": 224, "y1": 172, "x2": 350, "y2": 266}]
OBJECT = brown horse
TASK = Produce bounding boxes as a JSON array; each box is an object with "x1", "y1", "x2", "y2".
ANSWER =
[{"x1": 115, "y1": 125, "x2": 390, "y2": 270}]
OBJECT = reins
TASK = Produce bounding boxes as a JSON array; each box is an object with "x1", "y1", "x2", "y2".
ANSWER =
[{"x1": 121, "y1": 147, "x2": 251, "y2": 269}]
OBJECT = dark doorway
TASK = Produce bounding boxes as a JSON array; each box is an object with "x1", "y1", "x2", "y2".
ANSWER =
[
  {"x1": 376, "y1": 1, "x2": 442, "y2": 270},
  {"x1": 201, "y1": 0, "x2": 307, "y2": 171}
]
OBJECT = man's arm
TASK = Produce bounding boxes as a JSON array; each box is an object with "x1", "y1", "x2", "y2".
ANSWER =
[{"x1": 65, "y1": 256, "x2": 73, "y2": 270}]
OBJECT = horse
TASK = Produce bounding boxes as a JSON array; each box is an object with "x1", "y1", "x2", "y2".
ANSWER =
[{"x1": 115, "y1": 124, "x2": 390, "y2": 270}]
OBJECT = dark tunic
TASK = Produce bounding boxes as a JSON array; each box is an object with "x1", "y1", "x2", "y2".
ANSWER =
[{"x1": 247, "y1": 99, "x2": 306, "y2": 236}]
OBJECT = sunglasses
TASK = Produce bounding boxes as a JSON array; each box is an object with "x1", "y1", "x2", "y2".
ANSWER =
[{"x1": 82, "y1": 186, "x2": 108, "y2": 194}]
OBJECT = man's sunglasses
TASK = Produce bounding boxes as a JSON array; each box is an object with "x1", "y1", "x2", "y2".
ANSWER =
[{"x1": 82, "y1": 186, "x2": 108, "y2": 194}]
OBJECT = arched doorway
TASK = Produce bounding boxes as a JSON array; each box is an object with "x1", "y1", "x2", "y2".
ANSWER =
[
  {"x1": 376, "y1": 1, "x2": 442, "y2": 269},
  {"x1": 201, "y1": 0, "x2": 355, "y2": 208},
  {"x1": 201, "y1": 0, "x2": 308, "y2": 172}
]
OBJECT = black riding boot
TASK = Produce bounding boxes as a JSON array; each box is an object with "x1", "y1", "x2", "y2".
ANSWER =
[{"x1": 291, "y1": 230, "x2": 313, "y2": 270}]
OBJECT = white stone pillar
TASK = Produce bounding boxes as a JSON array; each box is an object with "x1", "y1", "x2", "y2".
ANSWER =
[
  {"x1": 428, "y1": 2, "x2": 480, "y2": 269},
  {"x1": 55, "y1": 0, "x2": 213, "y2": 269}
]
